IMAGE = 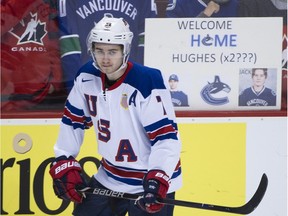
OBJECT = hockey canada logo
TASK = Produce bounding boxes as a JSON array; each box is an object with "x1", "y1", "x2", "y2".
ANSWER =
[
  {"x1": 200, "y1": 75, "x2": 231, "y2": 105},
  {"x1": 9, "y1": 12, "x2": 47, "y2": 46}
]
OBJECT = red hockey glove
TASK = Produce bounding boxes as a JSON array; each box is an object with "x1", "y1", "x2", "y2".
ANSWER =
[
  {"x1": 49, "y1": 156, "x2": 87, "y2": 203},
  {"x1": 136, "y1": 170, "x2": 169, "y2": 213}
]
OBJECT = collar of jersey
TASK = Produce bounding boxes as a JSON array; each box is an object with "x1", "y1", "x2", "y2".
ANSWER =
[{"x1": 101, "y1": 62, "x2": 133, "y2": 91}]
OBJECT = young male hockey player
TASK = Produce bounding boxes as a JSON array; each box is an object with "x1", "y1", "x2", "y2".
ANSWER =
[
  {"x1": 168, "y1": 74, "x2": 189, "y2": 107},
  {"x1": 49, "y1": 16, "x2": 182, "y2": 215},
  {"x1": 239, "y1": 68, "x2": 276, "y2": 106},
  {"x1": 58, "y1": 0, "x2": 157, "y2": 93}
]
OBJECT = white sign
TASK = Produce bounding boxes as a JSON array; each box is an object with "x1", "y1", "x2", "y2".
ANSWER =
[{"x1": 144, "y1": 17, "x2": 282, "y2": 110}]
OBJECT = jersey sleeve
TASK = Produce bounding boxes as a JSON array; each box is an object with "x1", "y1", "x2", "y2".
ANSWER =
[
  {"x1": 237, "y1": 0, "x2": 258, "y2": 16},
  {"x1": 58, "y1": 0, "x2": 82, "y2": 93},
  {"x1": 238, "y1": 88, "x2": 250, "y2": 106},
  {"x1": 268, "y1": 88, "x2": 277, "y2": 106},
  {"x1": 183, "y1": 92, "x2": 189, "y2": 106},
  {"x1": 47, "y1": 0, "x2": 63, "y2": 91},
  {"x1": 133, "y1": 1, "x2": 157, "y2": 64},
  {"x1": 54, "y1": 76, "x2": 93, "y2": 158},
  {"x1": 140, "y1": 69, "x2": 181, "y2": 179},
  {"x1": 166, "y1": 0, "x2": 238, "y2": 18},
  {"x1": 166, "y1": 0, "x2": 201, "y2": 18}
]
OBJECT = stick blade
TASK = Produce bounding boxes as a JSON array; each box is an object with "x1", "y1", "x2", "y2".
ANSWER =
[
  {"x1": 158, "y1": 173, "x2": 268, "y2": 215},
  {"x1": 233, "y1": 173, "x2": 268, "y2": 214}
]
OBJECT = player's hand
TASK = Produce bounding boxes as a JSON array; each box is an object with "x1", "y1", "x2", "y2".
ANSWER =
[
  {"x1": 203, "y1": 1, "x2": 220, "y2": 16},
  {"x1": 49, "y1": 156, "x2": 87, "y2": 203},
  {"x1": 136, "y1": 170, "x2": 169, "y2": 213}
]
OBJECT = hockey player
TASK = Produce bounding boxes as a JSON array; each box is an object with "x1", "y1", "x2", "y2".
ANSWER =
[
  {"x1": 58, "y1": 0, "x2": 157, "y2": 93},
  {"x1": 49, "y1": 16, "x2": 182, "y2": 215},
  {"x1": 239, "y1": 68, "x2": 277, "y2": 106},
  {"x1": 168, "y1": 74, "x2": 189, "y2": 107}
]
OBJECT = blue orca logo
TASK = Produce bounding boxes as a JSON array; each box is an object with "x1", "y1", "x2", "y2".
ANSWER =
[{"x1": 200, "y1": 75, "x2": 231, "y2": 105}]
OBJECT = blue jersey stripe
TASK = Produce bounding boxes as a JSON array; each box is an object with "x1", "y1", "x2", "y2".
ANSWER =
[
  {"x1": 145, "y1": 118, "x2": 178, "y2": 145},
  {"x1": 62, "y1": 100, "x2": 92, "y2": 129},
  {"x1": 104, "y1": 169, "x2": 143, "y2": 186}
]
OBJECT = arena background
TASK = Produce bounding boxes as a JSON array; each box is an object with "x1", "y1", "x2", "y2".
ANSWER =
[{"x1": 1, "y1": 14, "x2": 287, "y2": 216}]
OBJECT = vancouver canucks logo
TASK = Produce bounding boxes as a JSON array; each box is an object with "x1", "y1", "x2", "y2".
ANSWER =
[
  {"x1": 202, "y1": 34, "x2": 213, "y2": 46},
  {"x1": 200, "y1": 75, "x2": 231, "y2": 105},
  {"x1": 9, "y1": 12, "x2": 47, "y2": 45}
]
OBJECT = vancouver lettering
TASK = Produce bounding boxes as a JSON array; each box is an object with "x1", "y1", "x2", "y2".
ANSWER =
[{"x1": 76, "y1": 0, "x2": 137, "y2": 20}]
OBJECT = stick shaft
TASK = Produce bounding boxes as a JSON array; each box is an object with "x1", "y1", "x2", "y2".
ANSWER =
[{"x1": 79, "y1": 173, "x2": 268, "y2": 215}]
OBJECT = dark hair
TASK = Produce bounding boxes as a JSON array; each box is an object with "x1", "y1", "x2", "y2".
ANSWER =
[
  {"x1": 252, "y1": 68, "x2": 267, "y2": 78},
  {"x1": 92, "y1": 42, "x2": 123, "y2": 51}
]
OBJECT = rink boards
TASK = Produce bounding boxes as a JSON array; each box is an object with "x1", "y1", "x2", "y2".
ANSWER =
[{"x1": 1, "y1": 117, "x2": 287, "y2": 216}]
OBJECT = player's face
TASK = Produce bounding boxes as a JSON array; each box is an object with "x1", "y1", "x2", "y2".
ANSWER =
[
  {"x1": 252, "y1": 69, "x2": 266, "y2": 87},
  {"x1": 93, "y1": 43, "x2": 123, "y2": 75},
  {"x1": 169, "y1": 80, "x2": 178, "y2": 90}
]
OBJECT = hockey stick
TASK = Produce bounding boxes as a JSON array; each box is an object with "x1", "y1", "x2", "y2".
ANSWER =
[{"x1": 78, "y1": 173, "x2": 268, "y2": 215}]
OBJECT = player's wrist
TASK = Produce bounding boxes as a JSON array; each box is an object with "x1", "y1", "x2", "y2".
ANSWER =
[{"x1": 144, "y1": 170, "x2": 169, "y2": 196}]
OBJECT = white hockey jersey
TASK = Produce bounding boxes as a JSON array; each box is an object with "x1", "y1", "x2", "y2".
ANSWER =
[{"x1": 54, "y1": 61, "x2": 182, "y2": 193}]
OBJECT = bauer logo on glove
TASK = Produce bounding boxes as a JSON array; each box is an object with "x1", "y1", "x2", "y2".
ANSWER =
[
  {"x1": 52, "y1": 160, "x2": 81, "y2": 176},
  {"x1": 49, "y1": 156, "x2": 87, "y2": 203}
]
